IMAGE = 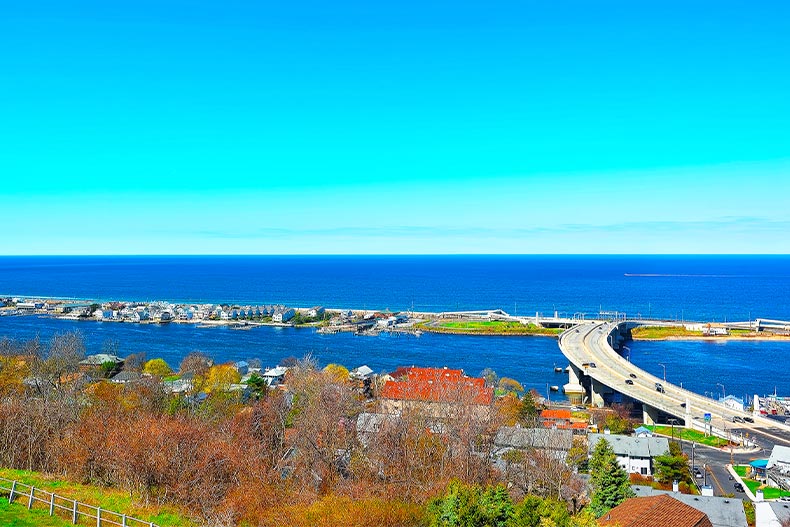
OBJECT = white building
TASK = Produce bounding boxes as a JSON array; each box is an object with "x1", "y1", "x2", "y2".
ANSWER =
[
  {"x1": 273, "y1": 307, "x2": 295, "y2": 323},
  {"x1": 588, "y1": 433, "x2": 670, "y2": 476}
]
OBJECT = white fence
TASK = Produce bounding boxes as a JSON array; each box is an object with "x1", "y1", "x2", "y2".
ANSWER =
[{"x1": 0, "y1": 476, "x2": 159, "y2": 527}]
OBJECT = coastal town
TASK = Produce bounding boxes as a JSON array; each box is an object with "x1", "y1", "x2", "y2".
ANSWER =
[{"x1": 2, "y1": 329, "x2": 789, "y2": 527}]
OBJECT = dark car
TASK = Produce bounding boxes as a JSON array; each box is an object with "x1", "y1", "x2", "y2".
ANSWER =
[
  {"x1": 744, "y1": 416, "x2": 754, "y2": 423},
  {"x1": 629, "y1": 373, "x2": 637, "y2": 379},
  {"x1": 625, "y1": 379, "x2": 634, "y2": 385},
  {"x1": 734, "y1": 483, "x2": 745, "y2": 492}
]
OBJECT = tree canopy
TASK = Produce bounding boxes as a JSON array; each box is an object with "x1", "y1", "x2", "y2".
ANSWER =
[{"x1": 588, "y1": 438, "x2": 634, "y2": 517}]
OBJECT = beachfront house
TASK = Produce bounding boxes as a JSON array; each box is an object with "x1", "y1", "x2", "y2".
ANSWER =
[
  {"x1": 273, "y1": 307, "x2": 295, "y2": 323},
  {"x1": 588, "y1": 433, "x2": 670, "y2": 477},
  {"x1": 306, "y1": 306, "x2": 325, "y2": 318}
]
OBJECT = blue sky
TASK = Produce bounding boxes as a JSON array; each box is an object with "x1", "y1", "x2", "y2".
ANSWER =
[{"x1": 2, "y1": 1, "x2": 789, "y2": 254}]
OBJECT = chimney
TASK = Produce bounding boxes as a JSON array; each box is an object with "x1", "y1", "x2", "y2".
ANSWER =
[
  {"x1": 604, "y1": 428, "x2": 611, "y2": 435},
  {"x1": 672, "y1": 480, "x2": 679, "y2": 492}
]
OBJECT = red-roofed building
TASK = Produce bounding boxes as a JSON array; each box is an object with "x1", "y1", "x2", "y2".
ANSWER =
[
  {"x1": 599, "y1": 494, "x2": 714, "y2": 527},
  {"x1": 540, "y1": 408, "x2": 588, "y2": 434},
  {"x1": 379, "y1": 367, "x2": 494, "y2": 418}
]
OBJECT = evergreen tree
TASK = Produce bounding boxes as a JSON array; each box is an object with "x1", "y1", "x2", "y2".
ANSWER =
[
  {"x1": 518, "y1": 390, "x2": 541, "y2": 425},
  {"x1": 654, "y1": 441, "x2": 692, "y2": 485},
  {"x1": 588, "y1": 438, "x2": 634, "y2": 517}
]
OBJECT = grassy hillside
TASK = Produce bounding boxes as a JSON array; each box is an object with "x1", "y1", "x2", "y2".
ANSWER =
[{"x1": 0, "y1": 468, "x2": 196, "y2": 527}]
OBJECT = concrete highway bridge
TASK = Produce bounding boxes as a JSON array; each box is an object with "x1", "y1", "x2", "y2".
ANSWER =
[{"x1": 559, "y1": 321, "x2": 790, "y2": 447}]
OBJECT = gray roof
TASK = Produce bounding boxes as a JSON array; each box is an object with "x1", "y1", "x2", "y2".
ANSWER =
[
  {"x1": 631, "y1": 486, "x2": 747, "y2": 527},
  {"x1": 110, "y1": 371, "x2": 143, "y2": 383},
  {"x1": 356, "y1": 412, "x2": 401, "y2": 447},
  {"x1": 350, "y1": 365, "x2": 374, "y2": 380},
  {"x1": 356, "y1": 412, "x2": 401, "y2": 434},
  {"x1": 494, "y1": 426, "x2": 573, "y2": 451},
  {"x1": 588, "y1": 433, "x2": 669, "y2": 459},
  {"x1": 768, "y1": 502, "x2": 790, "y2": 523},
  {"x1": 79, "y1": 354, "x2": 123, "y2": 366}
]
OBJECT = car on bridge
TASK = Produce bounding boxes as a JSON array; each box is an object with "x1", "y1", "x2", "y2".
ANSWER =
[
  {"x1": 655, "y1": 382, "x2": 665, "y2": 393},
  {"x1": 629, "y1": 373, "x2": 637, "y2": 379},
  {"x1": 625, "y1": 379, "x2": 634, "y2": 385}
]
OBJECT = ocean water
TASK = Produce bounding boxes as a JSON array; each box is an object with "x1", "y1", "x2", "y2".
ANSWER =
[
  {"x1": 1, "y1": 255, "x2": 790, "y2": 399},
  {"x1": 2, "y1": 255, "x2": 790, "y2": 320}
]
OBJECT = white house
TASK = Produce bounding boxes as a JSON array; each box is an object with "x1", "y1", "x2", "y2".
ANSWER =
[
  {"x1": 767, "y1": 445, "x2": 790, "y2": 490},
  {"x1": 273, "y1": 307, "x2": 295, "y2": 323},
  {"x1": 261, "y1": 366, "x2": 289, "y2": 386},
  {"x1": 588, "y1": 433, "x2": 670, "y2": 476},
  {"x1": 720, "y1": 395, "x2": 746, "y2": 412},
  {"x1": 350, "y1": 365, "x2": 374, "y2": 381},
  {"x1": 756, "y1": 501, "x2": 790, "y2": 527},
  {"x1": 306, "y1": 306, "x2": 325, "y2": 318}
]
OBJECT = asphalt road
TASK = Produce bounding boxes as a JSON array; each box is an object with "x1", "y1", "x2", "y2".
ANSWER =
[{"x1": 559, "y1": 321, "x2": 790, "y2": 445}]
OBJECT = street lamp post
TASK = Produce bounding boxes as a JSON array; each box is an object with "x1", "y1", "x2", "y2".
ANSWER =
[
  {"x1": 717, "y1": 383, "x2": 726, "y2": 400},
  {"x1": 659, "y1": 363, "x2": 667, "y2": 383}
]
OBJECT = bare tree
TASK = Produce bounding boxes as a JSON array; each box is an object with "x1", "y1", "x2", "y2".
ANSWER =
[{"x1": 31, "y1": 331, "x2": 86, "y2": 398}]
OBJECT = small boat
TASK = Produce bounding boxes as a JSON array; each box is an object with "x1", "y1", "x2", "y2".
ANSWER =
[
  {"x1": 554, "y1": 366, "x2": 564, "y2": 373},
  {"x1": 550, "y1": 385, "x2": 560, "y2": 392}
]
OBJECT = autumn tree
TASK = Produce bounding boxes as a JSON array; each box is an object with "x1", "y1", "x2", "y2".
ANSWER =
[
  {"x1": 179, "y1": 351, "x2": 213, "y2": 376},
  {"x1": 204, "y1": 364, "x2": 242, "y2": 393},
  {"x1": 498, "y1": 377, "x2": 524, "y2": 394},
  {"x1": 323, "y1": 363, "x2": 350, "y2": 382},
  {"x1": 31, "y1": 331, "x2": 86, "y2": 397},
  {"x1": 122, "y1": 351, "x2": 146, "y2": 372},
  {"x1": 143, "y1": 358, "x2": 172, "y2": 377}
]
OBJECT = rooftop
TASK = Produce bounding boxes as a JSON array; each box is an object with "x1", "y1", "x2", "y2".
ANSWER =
[{"x1": 600, "y1": 494, "x2": 713, "y2": 527}]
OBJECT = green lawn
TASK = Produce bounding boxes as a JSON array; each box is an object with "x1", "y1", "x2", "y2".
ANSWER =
[
  {"x1": 0, "y1": 468, "x2": 196, "y2": 527},
  {"x1": 0, "y1": 499, "x2": 76, "y2": 527},
  {"x1": 732, "y1": 466, "x2": 790, "y2": 499},
  {"x1": 645, "y1": 425, "x2": 730, "y2": 447},
  {"x1": 631, "y1": 326, "x2": 703, "y2": 339},
  {"x1": 433, "y1": 321, "x2": 561, "y2": 335}
]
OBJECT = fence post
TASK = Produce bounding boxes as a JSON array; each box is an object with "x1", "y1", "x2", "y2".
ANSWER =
[
  {"x1": 49, "y1": 492, "x2": 55, "y2": 516},
  {"x1": 73, "y1": 499, "x2": 78, "y2": 524},
  {"x1": 8, "y1": 481, "x2": 15, "y2": 503},
  {"x1": 97, "y1": 506, "x2": 101, "y2": 527},
  {"x1": 122, "y1": 514, "x2": 127, "y2": 527},
  {"x1": 27, "y1": 486, "x2": 34, "y2": 509}
]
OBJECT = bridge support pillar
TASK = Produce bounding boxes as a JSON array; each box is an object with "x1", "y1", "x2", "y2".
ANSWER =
[
  {"x1": 563, "y1": 364, "x2": 585, "y2": 405},
  {"x1": 590, "y1": 378, "x2": 607, "y2": 408},
  {"x1": 643, "y1": 404, "x2": 660, "y2": 425}
]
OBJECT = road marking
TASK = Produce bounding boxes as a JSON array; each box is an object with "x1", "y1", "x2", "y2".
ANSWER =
[{"x1": 706, "y1": 465, "x2": 725, "y2": 496}]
